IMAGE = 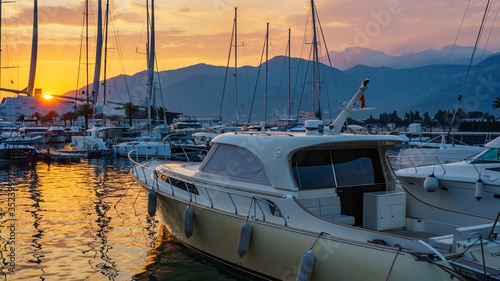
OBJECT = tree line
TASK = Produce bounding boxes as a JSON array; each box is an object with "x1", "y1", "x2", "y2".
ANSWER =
[
  {"x1": 16, "y1": 102, "x2": 172, "y2": 130},
  {"x1": 349, "y1": 109, "x2": 496, "y2": 129}
]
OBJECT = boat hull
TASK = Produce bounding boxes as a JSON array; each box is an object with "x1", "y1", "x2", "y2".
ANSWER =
[
  {"x1": 150, "y1": 190, "x2": 454, "y2": 281},
  {"x1": 0, "y1": 147, "x2": 37, "y2": 163},
  {"x1": 113, "y1": 141, "x2": 171, "y2": 159},
  {"x1": 397, "y1": 164, "x2": 500, "y2": 220}
]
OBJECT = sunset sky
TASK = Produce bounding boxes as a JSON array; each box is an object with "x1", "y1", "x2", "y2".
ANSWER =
[{"x1": 0, "y1": 0, "x2": 498, "y2": 100}]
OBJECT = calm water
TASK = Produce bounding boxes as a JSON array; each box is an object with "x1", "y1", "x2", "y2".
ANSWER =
[{"x1": 0, "y1": 157, "x2": 252, "y2": 281}]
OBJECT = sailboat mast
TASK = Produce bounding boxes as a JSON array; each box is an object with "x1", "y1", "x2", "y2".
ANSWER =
[
  {"x1": 27, "y1": 0, "x2": 38, "y2": 97},
  {"x1": 85, "y1": 0, "x2": 89, "y2": 103},
  {"x1": 146, "y1": 0, "x2": 155, "y2": 134},
  {"x1": 264, "y1": 22, "x2": 268, "y2": 123},
  {"x1": 92, "y1": 0, "x2": 103, "y2": 104},
  {"x1": 0, "y1": 1, "x2": 2, "y2": 86},
  {"x1": 310, "y1": 0, "x2": 321, "y2": 120},
  {"x1": 234, "y1": 7, "x2": 239, "y2": 124},
  {"x1": 103, "y1": 0, "x2": 109, "y2": 107},
  {"x1": 288, "y1": 28, "x2": 291, "y2": 119}
]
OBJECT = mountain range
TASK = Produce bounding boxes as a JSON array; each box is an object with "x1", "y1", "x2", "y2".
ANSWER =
[{"x1": 66, "y1": 46, "x2": 500, "y2": 123}]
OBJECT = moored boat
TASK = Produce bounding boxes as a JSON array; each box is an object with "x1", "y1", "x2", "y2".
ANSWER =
[
  {"x1": 396, "y1": 136, "x2": 500, "y2": 220},
  {"x1": 0, "y1": 130, "x2": 41, "y2": 163},
  {"x1": 395, "y1": 133, "x2": 486, "y2": 168},
  {"x1": 130, "y1": 78, "x2": 471, "y2": 281},
  {"x1": 131, "y1": 125, "x2": 462, "y2": 280}
]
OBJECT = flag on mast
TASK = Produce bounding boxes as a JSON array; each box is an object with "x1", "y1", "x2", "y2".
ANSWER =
[{"x1": 359, "y1": 93, "x2": 366, "y2": 109}]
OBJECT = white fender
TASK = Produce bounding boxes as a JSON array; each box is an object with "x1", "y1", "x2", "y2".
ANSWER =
[
  {"x1": 423, "y1": 173, "x2": 439, "y2": 192},
  {"x1": 296, "y1": 249, "x2": 314, "y2": 281},
  {"x1": 475, "y1": 178, "x2": 483, "y2": 201}
]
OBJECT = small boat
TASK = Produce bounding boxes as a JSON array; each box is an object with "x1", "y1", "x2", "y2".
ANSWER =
[
  {"x1": 170, "y1": 114, "x2": 203, "y2": 131},
  {"x1": 192, "y1": 125, "x2": 241, "y2": 146},
  {"x1": 19, "y1": 118, "x2": 49, "y2": 144},
  {"x1": 131, "y1": 77, "x2": 471, "y2": 281},
  {"x1": 70, "y1": 126, "x2": 126, "y2": 157},
  {"x1": 37, "y1": 147, "x2": 85, "y2": 164},
  {"x1": 3, "y1": 134, "x2": 43, "y2": 145},
  {"x1": 113, "y1": 136, "x2": 171, "y2": 160},
  {"x1": 47, "y1": 125, "x2": 69, "y2": 143},
  {"x1": 0, "y1": 130, "x2": 41, "y2": 163}
]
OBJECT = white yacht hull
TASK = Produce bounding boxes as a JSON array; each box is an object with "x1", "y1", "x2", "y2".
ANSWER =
[
  {"x1": 397, "y1": 162, "x2": 500, "y2": 220},
  {"x1": 396, "y1": 145, "x2": 485, "y2": 168},
  {"x1": 113, "y1": 141, "x2": 171, "y2": 159}
]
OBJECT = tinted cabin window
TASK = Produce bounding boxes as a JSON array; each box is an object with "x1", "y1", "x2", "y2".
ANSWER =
[
  {"x1": 292, "y1": 148, "x2": 384, "y2": 190},
  {"x1": 202, "y1": 144, "x2": 270, "y2": 185},
  {"x1": 292, "y1": 150, "x2": 334, "y2": 190}
]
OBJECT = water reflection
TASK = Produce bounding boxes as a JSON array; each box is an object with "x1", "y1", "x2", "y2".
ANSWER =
[
  {"x1": 0, "y1": 158, "x2": 156, "y2": 280},
  {"x1": 0, "y1": 157, "x2": 247, "y2": 281}
]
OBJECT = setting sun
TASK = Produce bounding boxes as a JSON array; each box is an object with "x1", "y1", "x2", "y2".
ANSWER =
[{"x1": 43, "y1": 93, "x2": 53, "y2": 100}]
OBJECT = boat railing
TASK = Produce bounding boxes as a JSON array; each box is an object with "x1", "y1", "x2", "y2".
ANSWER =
[
  {"x1": 129, "y1": 152, "x2": 157, "y2": 186},
  {"x1": 128, "y1": 148, "x2": 144, "y2": 163},
  {"x1": 130, "y1": 156, "x2": 288, "y2": 226}
]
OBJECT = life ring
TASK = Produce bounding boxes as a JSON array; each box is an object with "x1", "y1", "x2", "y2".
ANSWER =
[{"x1": 200, "y1": 136, "x2": 206, "y2": 142}]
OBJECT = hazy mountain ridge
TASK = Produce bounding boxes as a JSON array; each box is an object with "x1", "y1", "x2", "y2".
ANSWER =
[
  {"x1": 67, "y1": 47, "x2": 500, "y2": 122},
  {"x1": 327, "y1": 45, "x2": 493, "y2": 70}
]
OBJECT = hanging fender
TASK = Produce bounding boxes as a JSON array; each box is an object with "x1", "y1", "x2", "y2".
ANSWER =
[
  {"x1": 147, "y1": 188, "x2": 157, "y2": 217},
  {"x1": 423, "y1": 173, "x2": 439, "y2": 192},
  {"x1": 296, "y1": 249, "x2": 315, "y2": 281},
  {"x1": 184, "y1": 206, "x2": 194, "y2": 238},
  {"x1": 237, "y1": 222, "x2": 252, "y2": 257},
  {"x1": 475, "y1": 178, "x2": 483, "y2": 201}
]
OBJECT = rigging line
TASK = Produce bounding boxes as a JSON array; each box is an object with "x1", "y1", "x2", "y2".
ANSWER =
[
  {"x1": 219, "y1": 12, "x2": 235, "y2": 122},
  {"x1": 446, "y1": 0, "x2": 491, "y2": 140},
  {"x1": 154, "y1": 53, "x2": 164, "y2": 121},
  {"x1": 424, "y1": 0, "x2": 471, "y2": 129},
  {"x1": 464, "y1": 1, "x2": 500, "y2": 96},
  {"x1": 459, "y1": 0, "x2": 491, "y2": 95},
  {"x1": 290, "y1": 5, "x2": 312, "y2": 119},
  {"x1": 74, "y1": 10, "x2": 87, "y2": 110},
  {"x1": 479, "y1": 1, "x2": 500, "y2": 60},
  {"x1": 276, "y1": 37, "x2": 288, "y2": 113},
  {"x1": 296, "y1": 46, "x2": 313, "y2": 119},
  {"x1": 247, "y1": 31, "x2": 266, "y2": 124},
  {"x1": 316, "y1": 8, "x2": 341, "y2": 112},
  {"x1": 109, "y1": 1, "x2": 132, "y2": 103}
]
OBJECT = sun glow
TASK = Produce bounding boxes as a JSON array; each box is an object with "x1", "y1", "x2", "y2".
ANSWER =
[{"x1": 43, "y1": 94, "x2": 53, "y2": 100}]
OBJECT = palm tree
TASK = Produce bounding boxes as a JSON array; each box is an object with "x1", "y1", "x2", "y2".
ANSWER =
[
  {"x1": 16, "y1": 114, "x2": 26, "y2": 122},
  {"x1": 32, "y1": 112, "x2": 43, "y2": 124},
  {"x1": 115, "y1": 102, "x2": 139, "y2": 126},
  {"x1": 44, "y1": 110, "x2": 59, "y2": 125},
  {"x1": 60, "y1": 111, "x2": 76, "y2": 127},
  {"x1": 76, "y1": 103, "x2": 94, "y2": 130},
  {"x1": 493, "y1": 96, "x2": 500, "y2": 109}
]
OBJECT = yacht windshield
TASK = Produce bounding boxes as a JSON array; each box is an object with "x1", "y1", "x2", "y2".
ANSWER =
[
  {"x1": 472, "y1": 148, "x2": 500, "y2": 163},
  {"x1": 202, "y1": 144, "x2": 270, "y2": 185}
]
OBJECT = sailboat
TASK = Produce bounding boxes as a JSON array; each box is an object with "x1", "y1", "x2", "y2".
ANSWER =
[
  {"x1": 69, "y1": 0, "x2": 120, "y2": 157},
  {"x1": 112, "y1": 0, "x2": 171, "y2": 160}
]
